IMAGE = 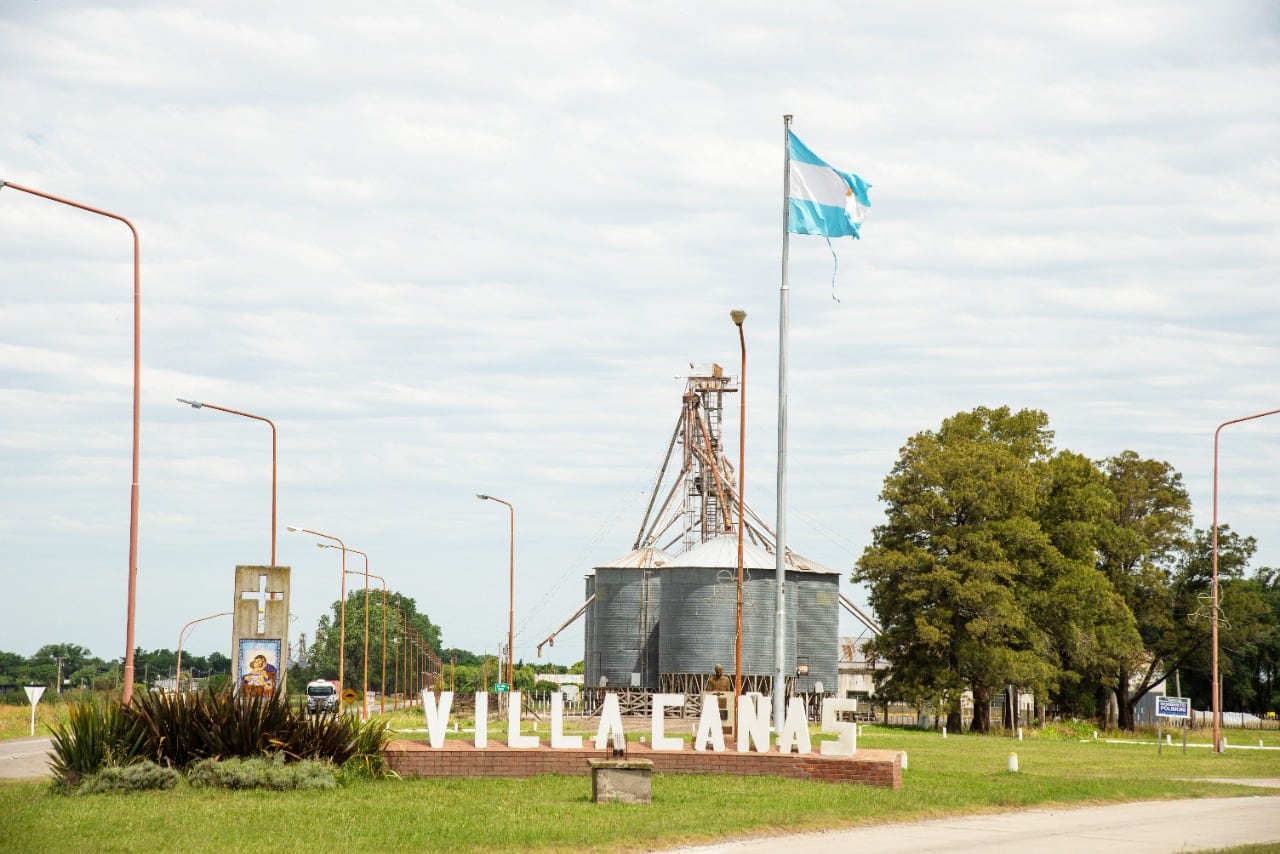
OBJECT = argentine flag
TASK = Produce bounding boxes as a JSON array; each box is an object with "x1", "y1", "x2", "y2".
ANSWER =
[{"x1": 787, "y1": 131, "x2": 871, "y2": 239}]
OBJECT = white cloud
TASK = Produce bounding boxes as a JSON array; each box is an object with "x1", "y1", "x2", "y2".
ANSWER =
[{"x1": 0, "y1": 0, "x2": 1276, "y2": 668}]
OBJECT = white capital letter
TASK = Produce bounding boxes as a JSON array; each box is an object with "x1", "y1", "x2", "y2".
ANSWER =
[
  {"x1": 736, "y1": 693, "x2": 771, "y2": 753},
  {"x1": 694, "y1": 697, "x2": 726, "y2": 752},
  {"x1": 651, "y1": 693, "x2": 685, "y2": 751},
  {"x1": 777, "y1": 697, "x2": 812, "y2": 754},
  {"x1": 474, "y1": 692, "x2": 488, "y2": 748},
  {"x1": 550, "y1": 692, "x2": 582, "y2": 749},
  {"x1": 819, "y1": 697, "x2": 857, "y2": 756},
  {"x1": 423, "y1": 690, "x2": 453, "y2": 749},
  {"x1": 507, "y1": 691, "x2": 539, "y2": 748},
  {"x1": 593, "y1": 693, "x2": 626, "y2": 750}
]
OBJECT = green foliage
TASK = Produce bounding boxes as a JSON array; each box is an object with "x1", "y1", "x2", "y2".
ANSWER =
[
  {"x1": 75, "y1": 761, "x2": 182, "y2": 795},
  {"x1": 855, "y1": 407, "x2": 1068, "y2": 732},
  {"x1": 850, "y1": 406, "x2": 1275, "y2": 733},
  {"x1": 187, "y1": 755, "x2": 337, "y2": 791},
  {"x1": 49, "y1": 696, "x2": 149, "y2": 788},
  {"x1": 48, "y1": 686, "x2": 388, "y2": 793},
  {"x1": 306, "y1": 589, "x2": 442, "y2": 691},
  {"x1": 1030, "y1": 720, "x2": 1099, "y2": 741}
]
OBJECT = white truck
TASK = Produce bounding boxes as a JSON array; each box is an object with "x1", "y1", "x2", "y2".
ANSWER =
[{"x1": 305, "y1": 679, "x2": 341, "y2": 714}]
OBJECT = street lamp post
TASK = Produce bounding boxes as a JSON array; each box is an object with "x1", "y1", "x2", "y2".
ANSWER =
[
  {"x1": 324, "y1": 546, "x2": 371, "y2": 719},
  {"x1": 176, "y1": 611, "x2": 232, "y2": 694},
  {"x1": 730, "y1": 309, "x2": 747, "y2": 696},
  {"x1": 177, "y1": 399, "x2": 278, "y2": 565},
  {"x1": 476, "y1": 494, "x2": 516, "y2": 689},
  {"x1": 288, "y1": 527, "x2": 348, "y2": 698},
  {"x1": 2, "y1": 180, "x2": 142, "y2": 705},
  {"x1": 392, "y1": 595, "x2": 402, "y2": 709},
  {"x1": 1211, "y1": 406, "x2": 1280, "y2": 754},
  {"x1": 356, "y1": 570, "x2": 389, "y2": 715}
]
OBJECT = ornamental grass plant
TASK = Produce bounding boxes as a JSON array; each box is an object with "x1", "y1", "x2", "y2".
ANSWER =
[{"x1": 47, "y1": 686, "x2": 391, "y2": 791}]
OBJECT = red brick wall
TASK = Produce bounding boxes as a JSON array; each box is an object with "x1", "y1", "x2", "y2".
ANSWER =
[{"x1": 385, "y1": 741, "x2": 901, "y2": 789}]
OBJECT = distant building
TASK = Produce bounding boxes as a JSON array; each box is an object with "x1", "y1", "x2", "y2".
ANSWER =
[{"x1": 837, "y1": 637, "x2": 886, "y2": 701}]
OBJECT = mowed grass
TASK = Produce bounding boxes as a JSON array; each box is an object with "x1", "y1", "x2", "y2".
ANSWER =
[{"x1": 2, "y1": 725, "x2": 1278, "y2": 853}]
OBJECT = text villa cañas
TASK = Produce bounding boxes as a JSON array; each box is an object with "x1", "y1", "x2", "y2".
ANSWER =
[{"x1": 419, "y1": 691, "x2": 859, "y2": 755}]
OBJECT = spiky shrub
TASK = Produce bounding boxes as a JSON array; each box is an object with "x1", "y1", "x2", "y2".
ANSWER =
[
  {"x1": 338, "y1": 716, "x2": 395, "y2": 780},
  {"x1": 75, "y1": 761, "x2": 182, "y2": 795},
  {"x1": 53, "y1": 686, "x2": 388, "y2": 791},
  {"x1": 128, "y1": 689, "x2": 208, "y2": 768},
  {"x1": 49, "y1": 697, "x2": 148, "y2": 789},
  {"x1": 196, "y1": 685, "x2": 298, "y2": 759}
]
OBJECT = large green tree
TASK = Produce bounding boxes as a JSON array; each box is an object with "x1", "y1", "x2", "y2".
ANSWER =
[
  {"x1": 1030, "y1": 451, "x2": 1143, "y2": 719},
  {"x1": 1161, "y1": 527, "x2": 1275, "y2": 715},
  {"x1": 854, "y1": 407, "x2": 1063, "y2": 733},
  {"x1": 1094, "y1": 451, "x2": 1193, "y2": 728},
  {"x1": 306, "y1": 590, "x2": 441, "y2": 695}
]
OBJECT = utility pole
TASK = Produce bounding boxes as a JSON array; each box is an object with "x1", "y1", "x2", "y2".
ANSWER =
[{"x1": 55, "y1": 656, "x2": 65, "y2": 695}]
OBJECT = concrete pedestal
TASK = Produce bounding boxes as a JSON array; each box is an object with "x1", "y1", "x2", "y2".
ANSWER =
[{"x1": 588, "y1": 758, "x2": 653, "y2": 804}]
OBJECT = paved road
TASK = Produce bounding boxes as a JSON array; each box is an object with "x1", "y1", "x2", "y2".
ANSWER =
[
  {"x1": 672, "y1": 792, "x2": 1280, "y2": 853},
  {"x1": 0, "y1": 737, "x2": 53, "y2": 779}
]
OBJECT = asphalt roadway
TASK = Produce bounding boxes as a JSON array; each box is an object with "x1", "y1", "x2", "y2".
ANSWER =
[
  {"x1": 672, "y1": 785, "x2": 1280, "y2": 853},
  {"x1": 0, "y1": 737, "x2": 52, "y2": 779},
  {"x1": 4, "y1": 738, "x2": 1277, "y2": 851}
]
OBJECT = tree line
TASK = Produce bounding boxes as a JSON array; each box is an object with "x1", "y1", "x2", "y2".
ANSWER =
[
  {"x1": 265, "y1": 589, "x2": 581, "y2": 695},
  {"x1": 855, "y1": 406, "x2": 1280, "y2": 732},
  {"x1": 3, "y1": 589, "x2": 583, "y2": 701},
  {"x1": 0, "y1": 643, "x2": 232, "y2": 700}
]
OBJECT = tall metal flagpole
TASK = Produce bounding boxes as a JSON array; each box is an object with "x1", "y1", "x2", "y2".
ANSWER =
[{"x1": 774, "y1": 114, "x2": 793, "y2": 730}]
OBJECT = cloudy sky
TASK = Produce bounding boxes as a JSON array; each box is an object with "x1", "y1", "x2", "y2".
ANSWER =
[{"x1": 1, "y1": 1, "x2": 1277, "y2": 669}]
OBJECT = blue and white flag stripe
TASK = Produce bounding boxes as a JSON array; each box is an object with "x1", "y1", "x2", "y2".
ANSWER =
[{"x1": 787, "y1": 131, "x2": 871, "y2": 239}]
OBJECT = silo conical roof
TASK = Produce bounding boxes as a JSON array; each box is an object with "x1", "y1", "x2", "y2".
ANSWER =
[
  {"x1": 594, "y1": 546, "x2": 676, "y2": 571},
  {"x1": 668, "y1": 537, "x2": 842, "y2": 575}
]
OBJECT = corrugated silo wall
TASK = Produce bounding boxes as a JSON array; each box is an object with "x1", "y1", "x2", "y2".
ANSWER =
[
  {"x1": 792, "y1": 572, "x2": 838, "y2": 693},
  {"x1": 659, "y1": 566, "x2": 796, "y2": 676},
  {"x1": 583, "y1": 574, "x2": 598, "y2": 689},
  {"x1": 593, "y1": 567, "x2": 661, "y2": 690}
]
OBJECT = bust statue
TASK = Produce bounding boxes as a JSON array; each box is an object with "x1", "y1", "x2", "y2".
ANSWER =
[{"x1": 707, "y1": 664, "x2": 732, "y2": 692}]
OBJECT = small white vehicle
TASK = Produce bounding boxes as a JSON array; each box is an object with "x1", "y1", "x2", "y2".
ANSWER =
[{"x1": 305, "y1": 679, "x2": 340, "y2": 714}]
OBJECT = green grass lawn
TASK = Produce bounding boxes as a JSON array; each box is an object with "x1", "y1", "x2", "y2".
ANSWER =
[{"x1": 3, "y1": 724, "x2": 1278, "y2": 853}]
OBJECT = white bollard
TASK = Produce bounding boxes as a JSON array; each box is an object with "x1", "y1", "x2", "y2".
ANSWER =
[
  {"x1": 1166, "y1": 734, "x2": 1172, "y2": 745},
  {"x1": 1008, "y1": 752, "x2": 1019, "y2": 772},
  {"x1": 1260, "y1": 740, "x2": 1265, "y2": 749},
  {"x1": 1017, "y1": 727, "x2": 1023, "y2": 742},
  {"x1": 1093, "y1": 731, "x2": 1098, "y2": 739},
  {"x1": 941, "y1": 726, "x2": 947, "y2": 739},
  {"x1": 1222, "y1": 737, "x2": 1229, "y2": 750},
  {"x1": 899, "y1": 751, "x2": 908, "y2": 771}
]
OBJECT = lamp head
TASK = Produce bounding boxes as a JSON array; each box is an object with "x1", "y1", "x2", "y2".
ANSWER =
[
  {"x1": 730, "y1": 309, "x2": 747, "y2": 326},
  {"x1": 476, "y1": 493, "x2": 490, "y2": 501},
  {"x1": 176, "y1": 397, "x2": 203, "y2": 409},
  {"x1": 286, "y1": 525, "x2": 301, "y2": 533}
]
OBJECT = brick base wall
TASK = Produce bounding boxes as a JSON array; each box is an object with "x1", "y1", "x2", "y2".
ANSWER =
[{"x1": 385, "y1": 741, "x2": 901, "y2": 788}]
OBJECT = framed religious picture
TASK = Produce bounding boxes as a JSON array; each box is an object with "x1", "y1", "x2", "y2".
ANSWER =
[{"x1": 237, "y1": 638, "x2": 282, "y2": 698}]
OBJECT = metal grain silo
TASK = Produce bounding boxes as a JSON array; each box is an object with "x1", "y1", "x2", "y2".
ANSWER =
[
  {"x1": 584, "y1": 547, "x2": 672, "y2": 691},
  {"x1": 583, "y1": 573, "x2": 597, "y2": 688},
  {"x1": 658, "y1": 538, "x2": 796, "y2": 681},
  {"x1": 789, "y1": 553, "x2": 841, "y2": 694}
]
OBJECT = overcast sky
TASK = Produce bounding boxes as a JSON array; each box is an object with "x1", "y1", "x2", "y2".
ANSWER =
[{"x1": 1, "y1": 1, "x2": 1277, "y2": 669}]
